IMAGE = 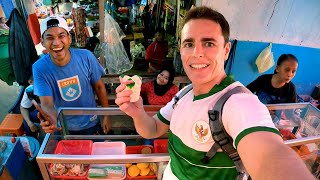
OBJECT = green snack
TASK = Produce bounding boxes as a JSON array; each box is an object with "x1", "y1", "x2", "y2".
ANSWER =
[
  {"x1": 104, "y1": 166, "x2": 125, "y2": 178},
  {"x1": 88, "y1": 168, "x2": 106, "y2": 178},
  {"x1": 126, "y1": 82, "x2": 135, "y2": 89}
]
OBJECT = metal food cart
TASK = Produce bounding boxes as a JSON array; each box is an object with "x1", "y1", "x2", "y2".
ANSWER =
[{"x1": 36, "y1": 103, "x2": 320, "y2": 179}]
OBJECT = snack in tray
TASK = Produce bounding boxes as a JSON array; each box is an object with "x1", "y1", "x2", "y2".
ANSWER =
[
  {"x1": 279, "y1": 129, "x2": 311, "y2": 156},
  {"x1": 121, "y1": 75, "x2": 142, "y2": 102},
  {"x1": 141, "y1": 146, "x2": 152, "y2": 154},
  {"x1": 50, "y1": 163, "x2": 89, "y2": 176},
  {"x1": 128, "y1": 164, "x2": 140, "y2": 177},
  {"x1": 88, "y1": 166, "x2": 125, "y2": 179},
  {"x1": 140, "y1": 167, "x2": 150, "y2": 176},
  {"x1": 127, "y1": 162, "x2": 158, "y2": 177},
  {"x1": 137, "y1": 163, "x2": 149, "y2": 170},
  {"x1": 88, "y1": 168, "x2": 106, "y2": 178}
]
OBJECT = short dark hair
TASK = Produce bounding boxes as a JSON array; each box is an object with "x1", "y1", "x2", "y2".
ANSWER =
[
  {"x1": 179, "y1": 6, "x2": 230, "y2": 45},
  {"x1": 274, "y1": 54, "x2": 299, "y2": 74}
]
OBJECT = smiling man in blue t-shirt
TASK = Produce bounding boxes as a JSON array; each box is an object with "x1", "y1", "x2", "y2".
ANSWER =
[{"x1": 33, "y1": 16, "x2": 110, "y2": 135}]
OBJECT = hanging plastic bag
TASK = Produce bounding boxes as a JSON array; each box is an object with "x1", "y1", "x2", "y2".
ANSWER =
[
  {"x1": 101, "y1": 13, "x2": 132, "y2": 74},
  {"x1": 255, "y1": 43, "x2": 274, "y2": 73}
]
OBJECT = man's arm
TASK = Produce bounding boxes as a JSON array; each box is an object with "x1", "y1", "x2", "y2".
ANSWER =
[
  {"x1": 238, "y1": 131, "x2": 314, "y2": 180},
  {"x1": 93, "y1": 79, "x2": 109, "y2": 107},
  {"x1": 93, "y1": 79, "x2": 110, "y2": 133},
  {"x1": 20, "y1": 105, "x2": 37, "y2": 132},
  {"x1": 38, "y1": 96, "x2": 59, "y2": 133}
]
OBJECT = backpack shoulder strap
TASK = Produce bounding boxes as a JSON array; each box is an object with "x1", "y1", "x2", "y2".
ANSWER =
[
  {"x1": 172, "y1": 84, "x2": 193, "y2": 109},
  {"x1": 205, "y1": 86, "x2": 252, "y2": 180}
]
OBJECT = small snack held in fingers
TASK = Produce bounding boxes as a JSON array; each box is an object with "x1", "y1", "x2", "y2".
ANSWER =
[{"x1": 120, "y1": 75, "x2": 142, "y2": 102}]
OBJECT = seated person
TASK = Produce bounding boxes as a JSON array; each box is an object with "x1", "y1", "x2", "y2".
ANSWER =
[
  {"x1": 145, "y1": 28, "x2": 168, "y2": 73},
  {"x1": 20, "y1": 75, "x2": 41, "y2": 138},
  {"x1": 247, "y1": 54, "x2": 299, "y2": 104},
  {"x1": 141, "y1": 68, "x2": 178, "y2": 105},
  {"x1": 0, "y1": 17, "x2": 9, "y2": 30},
  {"x1": 247, "y1": 54, "x2": 299, "y2": 125}
]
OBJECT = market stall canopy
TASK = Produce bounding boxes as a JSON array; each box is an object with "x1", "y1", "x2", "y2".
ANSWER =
[{"x1": 200, "y1": 0, "x2": 320, "y2": 48}]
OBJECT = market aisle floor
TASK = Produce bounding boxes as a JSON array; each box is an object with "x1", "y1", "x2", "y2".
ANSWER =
[{"x1": 0, "y1": 81, "x2": 19, "y2": 122}]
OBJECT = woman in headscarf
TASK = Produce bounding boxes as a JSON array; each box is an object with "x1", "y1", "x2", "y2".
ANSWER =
[{"x1": 141, "y1": 68, "x2": 178, "y2": 105}]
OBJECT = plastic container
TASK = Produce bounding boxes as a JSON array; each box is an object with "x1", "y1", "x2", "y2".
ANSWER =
[
  {"x1": 49, "y1": 140, "x2": 93, "y2": 179},
  {"x1": 54, "y1": 140, "x2": 93, "y2": 155},
  {"x1": 89, "y1": 142, "x2": 126, "y2": 180},
  {"x1": 0, "y1": 114, "x2": 24, "y2": 136},
  {"x1": 126, "y1": 145, "x2": 157, "y2": 179},
  {"x1": 91, "y1": 141, "x2": 126, "y2": 156},
  {"x1": 153, "y1": 139, "x2": 168, "y2": 153}
]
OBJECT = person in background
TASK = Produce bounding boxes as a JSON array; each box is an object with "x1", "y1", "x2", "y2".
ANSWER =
[
  {"x1": 20, "y1": 75, "x2": 40, "y2": 138},
  {"x1": 115, "y1": 6, "x2": 313, "y2": 179},
  {"x1": 141, "y1": 68, "x2": 178, "y2": 105},
  {"x1": 33, "y1": 16, "x2": 110, "y2": 135},
  {"x1": 145, "y1": 27, "x2": 168, "y2": 73},
  {"x1": 247, "y1": 54, "x2": 299, "y2": 104},
  {"x1": 0, "y1": 17, "x2": 9, "y2": 30}
]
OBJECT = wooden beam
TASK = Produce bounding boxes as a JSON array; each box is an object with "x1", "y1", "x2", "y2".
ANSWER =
[{"x1": 99, "y1": 0, "x2": 105, "y2": 67}]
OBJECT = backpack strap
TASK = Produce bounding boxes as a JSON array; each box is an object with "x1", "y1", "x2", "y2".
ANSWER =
[
  {"x1": 204, "y1": 86, "x2": 252, "y2": 180},
  {"x1": 172, "y1": 84, "x2": 193, "y2": 109}
]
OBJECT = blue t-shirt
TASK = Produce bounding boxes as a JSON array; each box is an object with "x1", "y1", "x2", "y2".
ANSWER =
[{"x1": 32, "y1": 48, "x2": 105, "y2": 131}]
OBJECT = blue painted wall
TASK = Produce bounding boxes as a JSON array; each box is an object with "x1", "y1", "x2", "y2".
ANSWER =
[{"x1": 231, "y1": 41, "x2": 320, "y2": 95}]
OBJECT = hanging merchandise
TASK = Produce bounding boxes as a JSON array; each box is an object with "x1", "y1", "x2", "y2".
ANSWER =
[
  {"x1": 7, "y1": 9, "x2": 39, "y2": 86},
  {"x1": 0, "y1": 31, "x2": 15, "y2": 85},
  {"x1": 101, "y1": 13, "x2": 133, "y2": 74},
  {"x1": 255, "y1": 43, "x2": 274, "y2": 73},
  {"x1": 72, "y1": 7, "x2": 87, "y2": 47}
]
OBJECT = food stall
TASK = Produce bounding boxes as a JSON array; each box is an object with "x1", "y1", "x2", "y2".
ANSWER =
[
  {"x1": 36, "y1": 106, "x2": 169, "y2": 180},
  {"x1": 36, "y1": 103, "x2": 320, "y2": 179}
]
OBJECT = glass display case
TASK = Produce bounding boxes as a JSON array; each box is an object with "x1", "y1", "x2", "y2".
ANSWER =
[
  {"x1": 266, "y1": 103, "x2": 320, "y2": 178},
  {"x1": 36, "y1": 103, "x2": 320, "y2": 179},
  {"x1": 36, "y1": 106, "x2": 169, "y2": 180}
]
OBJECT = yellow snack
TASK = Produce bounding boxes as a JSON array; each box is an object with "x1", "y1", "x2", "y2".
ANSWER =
[
  {"x1": 149, "y1": 162, "x2": 158, "y2": 174},
  {"x1": 125, "y1": 163, "x2": 132, "y2": 168},
  {"x1": 137, "y1": 163, "x2": 149, "y2": 170},
  {"x1": 128, "y1": 165, "x2": 140, "y2": 177},
  {"x1": 141, "y1": 147, "x2": 152, "y2": 154},
  {"x1": 148, "y1": 170, "x2": 155, "y2": 176},
  {"x1": 139, "y1": 167, "x2": 150, "y2": 176}
]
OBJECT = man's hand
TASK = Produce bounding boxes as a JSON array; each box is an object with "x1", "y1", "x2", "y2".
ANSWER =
[
  {"x1": 115, "y1": 79, "x2": 144, "y2": 119},
  {"x1": 28, "y1": 122, "x2": 38, "y2": 133},
  {"x1": 101, "y1": 116, "x2": 111, "y2": 134},
  {"x1": 37, "y1": 112, "x2": 61, "y2": 133}
]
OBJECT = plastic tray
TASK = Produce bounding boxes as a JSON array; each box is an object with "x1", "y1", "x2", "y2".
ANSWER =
[
  {"x1": 54, "y1": 140, "x2": 93, "y2": 155},
  {"x1": 49, "y1": 140, "x2": 93, "y2": 179},
  {"x1": 153, "y1": 139, "x2": 168, "y2": 153},
  {"x1": 92, "y1": 142, "x2": 126, "y2": 155}
]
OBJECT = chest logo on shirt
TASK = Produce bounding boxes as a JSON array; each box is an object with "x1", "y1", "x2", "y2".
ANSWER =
[
  {"x1": 57, "y1": 75, "x2": 82, "y2": 101},
  {"x1": 192, "y1": 120, "x2": 211, "y2": 143}
]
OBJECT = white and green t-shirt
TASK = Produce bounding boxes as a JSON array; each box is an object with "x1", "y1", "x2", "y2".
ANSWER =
[{"x1": 157, "y1": 77, "x2": 280, "y2": 180}]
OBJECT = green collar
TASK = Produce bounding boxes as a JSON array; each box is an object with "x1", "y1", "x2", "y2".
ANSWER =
[{"x1": 194, "y1": 76, "x2": 235, "y2": 101}]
